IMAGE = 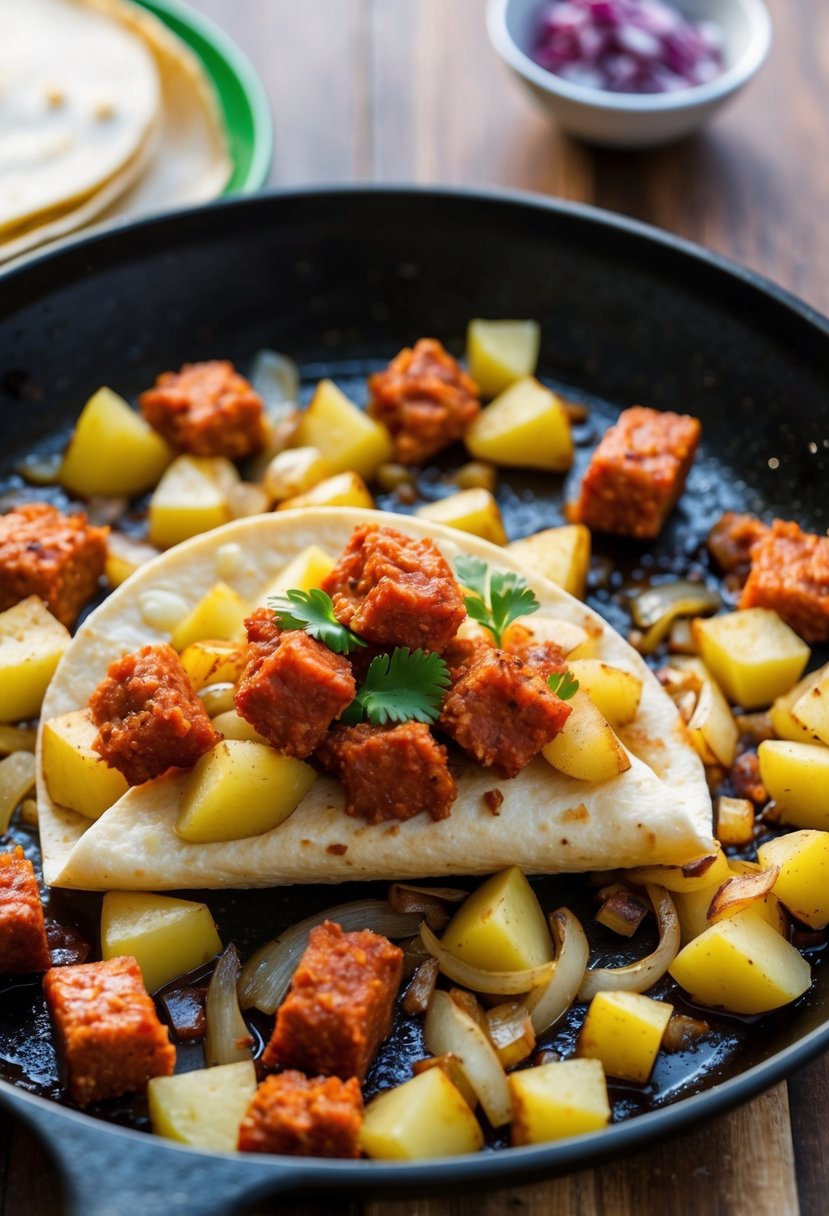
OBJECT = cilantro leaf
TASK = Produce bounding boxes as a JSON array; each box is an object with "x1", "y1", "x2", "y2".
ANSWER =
[
  {"x1": 268, "y1": 589, "x2": 366, "y2": 655},
  {"x1": 548, "y1": 670, "x2": 580, "y2": 700},
  {"x1": 346, "y1": 648, "x2": 451, "y2": 726},
  {"x1": 453, "y1": 555, "x2": 540, "y2": 647}
]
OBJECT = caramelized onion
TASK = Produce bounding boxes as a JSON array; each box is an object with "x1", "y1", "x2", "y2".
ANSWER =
[
  {"x1": 578, "y1": 884, "x2": 679, "y2": 1000},
  {"x1": 0, "y1": 751, "x2": 36, "y2": 834},
  {"x1": 631, "y1": 581, "x2": 720, "y2": 653},
  {"x1": 419, "y1": 922, "x2": 555, "y2": 996},
  {"x1": 205, "y1": 944, "x2": 253, "y2": 1067},
  {"x1": 524, "y1": 908, "x2": 589, "y2": 1035},
  {"x1": 0, "y1": 725, "x2": 36, "y2": 756},
  {"x1": 388, "y1": 882, "x2": 467, "y2": 930},
  {"x1": 237, "y1": 900, "x2": 422, "y2": 1013},
  {"x1": 424, "y1": 989, "x2": 512, "y2": 1127}
]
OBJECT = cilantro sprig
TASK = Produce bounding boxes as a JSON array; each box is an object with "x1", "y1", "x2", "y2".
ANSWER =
[
  {"x1": 453, "y1": 554, "x2": 540, "y2": 647},
  {"x1": 547, "y1": 670, "x2": 580, "y2": 700},
  {"x1": 268, "y1": 589, "x2": 366, "y2": 655},
  {"x1": 342, "y1": 648, "x2": 451, "y2": 726}
]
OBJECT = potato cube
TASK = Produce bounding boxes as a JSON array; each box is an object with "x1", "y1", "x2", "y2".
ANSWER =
[
  {"x1": 770, "y1": 661, "x2": 829, "y2": 743},
  {"x1": 692, "y1": 610, "x2": 810, "y2": 709},
  {"x1": 541, "y1": 690, "x2": 630, "y2": 782},
  {"x1": 148, "y1": 1060, "x2": 257, "y2": 1151},
  {"x1": 360, "y1": 1067, "x2": 483, "y2": 1160},
  {"x1": 567, "y1": 660, "x2": 642, "y2": 730},
  {"x1": 178, "y1": 640, "x2": 247, "y2": 691},
  {"x1": 668, "y1": 907, "x2": 811, "y2": 1013},
  {"x1": 209, "y1": 710, "x2": 269, "y2": 744},
  {"x1": 672, "y1": 879, "x2": 725, "y2": 945},
  {"x1": 101, "y1": 891, "x2": 222, "y2": 993},
  {"x1": 509, "y1": 1058, "x2": 611, "y2": 1145},
  {"x1": 296, "y1": 379, "x2": 393, "y2": 480},
  {"x1": 148, "y1": 455, "x2": 237, "y2": 549},
  {"x1": 411, "y1": 1053, "x2": 478, "y2": 1109},
  {"x1": 715, "y1": 795, "x2": 755, "y2": 847},
  {"x1": 440, "y1": 866, "x2": 553, "y2": 972},
  {"x1": 577, "y1": 991, "x2": 673, "y2": 1083},
  {"x1": 105, "y1": 533, "x2": 161, "y2": 589},
  {"x1": 465, "y1": 319, "x2": 541, "y2": 398},
  {"x1": 416, "y1": 488, "x2": 507, "y2": 546},
  {"x1": 263, "y1": 446, "x2": 331, "y2": 502},
  {"x1": 41, "y1": 709, "x2": 128, "y2": 820},
  {"x1": 198, "y1": 684, "x2": 237, "y2": 717},
  {"x1": 465, "y1": 376, "x2": 573, "y2": 472},
  {"x1": 757, "y1": 740, "x2": 829, "y2": 830},
  {"x1": 791, "y1": 671, "x2": 829, "y2": 746},
  {"x1": 170, "y1": 583, "x2": 249, "y2": 652},
  {"x1": 507, "y1": 525, "x2": 591, "y2": 599},
  {"x1": 277, "y1": 470, "x2": 374, "y2": 512},
  {"x1": 255, "y1": 545, "x2": 336, "y2": 606},
  {"x1": 60, "y1": 386, "x2": 174, "y2": 498},
  {"x1": 758, "y1": 830, "x2": 829, "y2": 928},
  {"x1": 176, "y1": 740, "x2": 317, "y2": 843},
  {"x1": 0, "y1": 597, "x2": 71, "y2": 722}
]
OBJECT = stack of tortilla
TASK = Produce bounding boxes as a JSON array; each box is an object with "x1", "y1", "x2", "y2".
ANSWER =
[{"x1": 0, "y1": 0, "x2": 232, "y2": 264}]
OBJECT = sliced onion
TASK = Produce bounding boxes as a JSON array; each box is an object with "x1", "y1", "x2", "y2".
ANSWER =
[
  {"x1": 524, "y1": 908, "x2": 589, "y2": 1035},
  {"x1": 631, "y1": 581, "x2": 720, "y2": 653},
  {"x1": 205, "y1": 944, "x2": 253, "y2": 1067},
  {"x1": 0, "y1": 725, "x2": 36, "y2": 756},
  {"x1": 0, "y1": 751, "x2": 36, "y2": 834},
  {"x1": 424, "y1": 989, "x2": 512, "y2": 1127},
  {"x1": 401, "y1": 957, "x2": 440, "y2": 1016},
  {"x1": 577, "y1": 884, "x2": 679, "y2": 1000},
  {"x1": 237, "y1": 900, "x2": 422, "y2": 1013},
  {"x1": 388, "y1": 882, "x2": 468, "y2": 930},
  {"x1": 419, "y1": 922, "x2": 555, "y2": 996},
  {"x1": 250, "y1": 350, "x2": 299, "y2": 419}
]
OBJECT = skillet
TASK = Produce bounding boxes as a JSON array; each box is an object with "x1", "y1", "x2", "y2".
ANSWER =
[{"x1": 1, "y1": 186, "x2": 828, "y2": 1216}]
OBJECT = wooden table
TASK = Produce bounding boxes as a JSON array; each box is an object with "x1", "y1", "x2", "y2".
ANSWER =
[{"x1": 3, "y1": 1, "x2": 828, "y2": 1212}]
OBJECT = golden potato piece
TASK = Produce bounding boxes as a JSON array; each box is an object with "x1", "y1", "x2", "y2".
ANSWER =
[
  {"x1": 416, "y1": 488, "x2": 507, "y2": 546},
  {"x1": 692, "y1": 609, "x2": 810, "y2": 709},
  {"x1": 541, "y1": 690, "x2": 630, "y2": 782},
  {"x1": 507, "y1": 524, "x2": 591, "y2": 599},
  {"x1": 41, "y1": 709, "x2": 128, "y2": 820},
  {"x1": 758, "y1": 740, "x2": 829, "y2": 830},
  {"x1": 171, "y1": 582, "x2": 249, "y2": 652},
  {"x1": 148, "y1": 1060, "x2": 257, "y2": 1151},
  {"x1": 758, "y1": 830, "x2": 829, "y2": 928},
  {"x1": 60, "y1": 386, "x2": 174, "y2": 498},
  {"x1": 466, "y1": 319, "x2": 541, "y2": 398},
  {"x1": 0, "y1": 597, "x2": 70, "y2": 722},
  {"x1": 277, "y1": 470, "x2": 374, "y2": 512},
  {"x1": 577, "y1": 990, "x2": 673, "y2": 1084},
  {"x1": 465, "y1": 376, "x2": 573, "y2": 472},
  {"x1": 148, "y1": 455, "x2": 237, "y2": 549},
  {"x1": 296, "y1": 379, "x2": 393, "y2": 480},
  {"x1": 439, "y1": 866, "x2": 553, "y2": 972},
  {"x1": 510, "y1": 1059, "x2": 611, "y2": 1145},
  {"x1": 360, "y1": 1067, "x2": 483, "y2": 1160},
  {"x1": 101, "y1": 891, "x2": 222, "y2": 993}
]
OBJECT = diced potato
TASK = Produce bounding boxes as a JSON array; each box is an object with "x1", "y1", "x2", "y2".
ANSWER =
[
  {"x1": 210, "y1": 709, "x2": 268, "y2": 744},
  {"x1": 507, "y1": 525, "x2": 591, "y2": 600},
  {"x1": 485, "y1": 1002, "x2": 536, "y2": 1068},
  {"x1": 198, "y1": 684, "x2": 237, "y2": 717},
  {"x1": 672, "y1": 878, "x2": 726, "y2": 945},
  {"x1": 411, "y1": 1052, "x2": 478, "y2": 1109},
  {"x1": 440, "y1": 866, "x2": 553, "y2": 972},
  {"x1": 509, "y1": 1059, "x2": 611, "y2": 1145},
  {"x1": 0, "y1": 597, "x2": 71, "y2": 722},
  {"x1": 170, "y1": 583, "x2": 249, "y2": 652},
  {"x1": 567, "y1": 659, "x2": 642, "y2": 730},
  {"x1": 577, "y1": 990, "x2": 673, "y2": 1084},
  {"x1": 757, "y1": 739, "x2": 829, "y2": 830},
  {"x1": 465, "y1": 376, "x2": 573, "y2": 472},
  {"x1": 263, "y1": 446, "x2": 331, "y2": 502},
  {"x1": 668, "y1": 907, "x2": 811, "y2": 1014},
  {"x1": 148, "y1": 1060, "x2": 256, "y2": 1151},
  {"x1": 758, "y1": 830, "x2": 829, "y2": 928},
  {"x1": 101, "y1": 891, "x2": 222, "y2": 993},
  {"x1": 179, "y1": 640, "x2": 247, "y2": 691},
  {"x1": 692, "y1": 609, "x2": 810, "y2": 709},
  {"x1": 668, "y1": 656, "x2": 738, "y2": 767},
  {"x1": 770, "y1": 661, "x2": 829, "y2": 743},
  {"x1": 416, "y1": 488, "x2": 507, "y2": 546},
  {"x1": 791, "y1": 671, "x2": 829, "y2": 747},
  {"x1": 542, "y1": 690, "x2": 630, "y2": 782},
  {"x1": 502, "y1": 614, "x2": 599, "y2": 660},
  {"x1": 255, "y1": 545, "x2": 336, "y2": 606},
  {"x1": 59, "y1": 386, "x2": 174, "y2": 498},
  {"x1": 296, "y1": 379, "x2": 393, "y2": 480},
  {"x1": 176, "y1": 740, "x2": 317, "y2": 843},
  {"x1": 625, "y1": 846, "x2": 731, "y2": 894},
  {"x1": 360, "y1": 1067, "x2": 483, "y2": 1160},
  {"x1": 105, "y1": 533, "x2": 161, "y2": 589},
  {"x1": 41, "y1": 709, "x2": 128, "y2": 820},
  {"x1": 148, "y1": 455, "x2": 238, "y2": 549},
  {"x1": 715, "y1": 795, "x2": 755, "y2": 847},
  {"x1": 466, "y1": 319, "x2": 541, "y2": 399},
  {"x1": 277, "y1": 470, "x2": 374, "y2": 512}
]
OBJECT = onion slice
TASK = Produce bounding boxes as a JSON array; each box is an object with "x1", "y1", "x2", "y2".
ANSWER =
[
  {"x1": 524, "y1": 908, "x2": 589, "y2": 1035},
  {"x1": 0, "y1": 751, "x2": 36, "y2": 834},
  {"x1": 205, "y1": 944, "x2": 253, "y2": 1067},
  {"x1": 419, "y1": 922, "x2": 555, "y2": 996},
  {"x1": 424, "y1": 989, "x2": 512, "y2": 1127},
  {"x1": 0, "y1": 725, "x2": 36, "y2": 756},
  {"x1": 237, "y1": 900, "x2": 422, "y2": 1013},
  {"x1": 578, "y1": 884, "x2": 679, "y2": 1000},
  {"x1": 631, "y1": 581, "x2": 720, "y2": 653}
]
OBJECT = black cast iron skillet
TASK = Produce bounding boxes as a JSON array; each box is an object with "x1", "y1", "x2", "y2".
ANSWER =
[{"x1": 1, "y1": 187, "x2": 828, "y2": 1216}]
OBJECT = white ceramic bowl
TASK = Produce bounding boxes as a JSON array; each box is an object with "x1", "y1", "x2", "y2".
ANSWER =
[{"x1": 487, "y1": 0, "x2": 772, "y2": 148}]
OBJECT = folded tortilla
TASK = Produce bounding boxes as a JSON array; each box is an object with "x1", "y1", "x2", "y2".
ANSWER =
[{"x1": 37, "y1": 508, "x2": 714, "y2": 890}]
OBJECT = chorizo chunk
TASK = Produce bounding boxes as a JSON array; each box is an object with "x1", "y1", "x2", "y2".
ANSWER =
[
  {"x1": 707, "y1": 512, "x2": 769, "y2": 577},
  {"x1": 89, "y1": 644, "x2": 220, "y2": 785},
  {"x1": 439, "y1": 648, "x2": 571, "y2": 778},
  {"x1": 0, "y1": 847, "x2": 50, "y2": 974},
  {"x1": 502, "y1": 623, "x2": 568, "y2": 679},
  {"x1": 238, "y1": 1072, "x2": 363, "y2": 1158},
  {"x1": 576, "y1": 406, "x2": 701, "y2": 540},
  {"x1": 234, "y1": 629, "x2": 355, "y2": 758},
  {"x1": 317, "y1": 721, "x2": 457, "y2": 823},
  {"x1": 0, "y1": 502, "x2": 107, "y2": 628},
  {"x1": 322, "y1": 524, "x2": 465, "y2": 654},
  {"x1": 43, "y1": 956, "x2": 175, "y2": 1106},
  {"x1": 139, "y1": 360, "x2": 266, "y2": 460},
  {"x1": 263, "y1": 920, "x2": 403, "y2": 1082},
  {"x1": 740, "y1": 519, "x2": 829, "y2": 642},
  {"x1": 368, "y1": 338, "x2": 481, "y2": 464}
]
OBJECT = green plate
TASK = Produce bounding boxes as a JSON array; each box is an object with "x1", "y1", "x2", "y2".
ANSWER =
[{"x1": 135, "y1": 0, "x2": 272, "y2": 193}]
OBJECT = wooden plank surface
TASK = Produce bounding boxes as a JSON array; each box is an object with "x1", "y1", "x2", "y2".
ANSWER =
[{"x1": 3, "y1": 1, "x2": 828, "y2": 1213}]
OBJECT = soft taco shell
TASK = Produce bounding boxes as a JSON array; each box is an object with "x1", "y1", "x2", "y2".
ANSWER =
[{"x1": 36, "y1": 509, "x2": 714, "y2": 890}]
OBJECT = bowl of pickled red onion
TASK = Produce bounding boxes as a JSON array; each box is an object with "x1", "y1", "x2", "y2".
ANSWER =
[{"x1": 487, "y1": 0, "x2": 772, "y2": 147}]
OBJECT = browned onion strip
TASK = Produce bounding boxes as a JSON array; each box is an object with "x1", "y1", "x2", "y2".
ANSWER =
[
  {"x1": 0, "y1": 751, "x2": 36, "y2": 834},
  {"x1": 419, "y1": 922, "x2": 555, "y2": 996},
  {"x1": 0, "y1": 725, "x2": 36, "y2": 756},
  {"x1": 205, "y1": 944, "x2": 253, "y2": 1067},
  {"x1": 388, "y1": 882, "x2": 467, "y2": 930},
  {"x1": 523, "y1": 908, "x2": 589, "y2": 1036},
  {"x1": 237, "y1": 900, "x2": 422, "y2": 1014},
  {"x1": 423, "y1": 989, "x2": 512, "y2": 1127},
  {"x1": 632, "y1": 581, "x2": 720, "y2": 654},
  {"x1": 577, "y1": 884, "x2": 679, "y2": 1001}
]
